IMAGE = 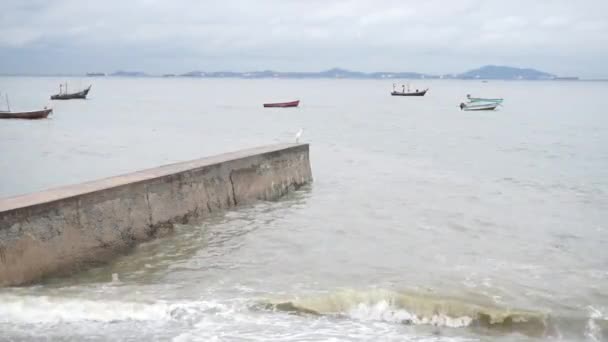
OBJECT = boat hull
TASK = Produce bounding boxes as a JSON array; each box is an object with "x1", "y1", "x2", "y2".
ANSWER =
[
  {"x1": 51, "y1": 86, "x2": 92, "y2": 100},
  {"x1": 391, "y1": 89, "x2": 428, "y2": 96},
  {"x1": 460, "y1": 102, "x2": 499, "y2": 111},
  {"x1": 263, "y1": 100, "x2": 300, "y2": 108},
  {"x1": 0, "y1": 108, "x2": 52, "y2": 119}
]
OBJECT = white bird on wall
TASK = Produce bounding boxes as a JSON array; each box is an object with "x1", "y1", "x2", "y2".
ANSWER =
[{"x1": 295, "y1": 128, "x2": 304, "y2": 143}]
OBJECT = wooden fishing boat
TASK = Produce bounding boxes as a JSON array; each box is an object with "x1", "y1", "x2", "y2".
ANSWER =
[
  {"x1": 263, "y1": 100, "x2": 300, "y2": 108},
  {"x1": 51, "y1": 85, "x2": 92, "y2": 100},
  {"x1": 391, "y1": 88, "x2": 428, "y2": 96},
  {"x1": 466, "y1": 94, "x2": 503, "y2": 103},
  {"x1": 0, "y1": 108, "x2": 52, "y2": 119},
  {"x1": 459, "y1": 102, "x2": 499, "y2": 111}
]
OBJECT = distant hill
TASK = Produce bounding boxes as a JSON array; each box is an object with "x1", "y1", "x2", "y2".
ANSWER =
[
  {"x1": 180, "y1": 71, "x2": 206, "y2": 77},
  {"x1": 369, "y1": 72, "x2": 430, "y2": 79},
  {"x1": 99, "y1": 65, "x2": 568, "y2": 80},
  {"x1": 111, "y1": 70, "x2": 148, "y2": 77},
  {"x1": 180, "y1": 71, "x2": 243, "y2": 77},
  {"x1": 458, "y1": 65, "x2": 555, "y2": 80},
  {"x1": 177, "y1": 68, "x2": 436, "y2": 79},
  {"x1": 317, "y1": 68, "x2": 368, "y2": 78}
]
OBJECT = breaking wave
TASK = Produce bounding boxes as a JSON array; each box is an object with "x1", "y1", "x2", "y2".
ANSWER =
[
  {"x1": 255, "y1": 288, "x2": 552, "y2": 337},
  {"x1": 1, "y1": 291, "x2": 604, "y2": 340}
]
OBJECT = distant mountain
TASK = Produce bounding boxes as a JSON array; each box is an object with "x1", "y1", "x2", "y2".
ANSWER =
[
  {"x1": 180, "y1": 71, "x2": 244, "y2": 77},
  {"x1": 369, "y1": 72, "x2": 431, "y2": 79},
  {"x1": 100, "y1": 65, "x2": 569, "y2": 80},
  {"x1": 553, "y1": 77, "x2": 579, "y2": 81},
  {"x1": 317, "y1": 68, "x2": 368, "y2": 78},
  {"x1": 177, "y1": 68, "x2": 435, "y2": 79},
  {"x1": 458, "y1": 65, "x2": 555, "y2": 80},
  {"x1": 111, "y1": 70, "x2": 149, "y2": 77},
  {"x1": 180, "y1": 71, "x2": 206, "y2": 77}
]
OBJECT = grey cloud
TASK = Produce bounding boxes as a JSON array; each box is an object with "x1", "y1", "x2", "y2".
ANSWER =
[{"x1": 1, "y1": 0, "x2": 607, "y2": 77}]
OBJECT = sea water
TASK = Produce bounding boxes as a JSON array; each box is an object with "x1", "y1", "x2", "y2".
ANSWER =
[{"x1": 0, "y1": 77, "x2": 607, "y2": 341}]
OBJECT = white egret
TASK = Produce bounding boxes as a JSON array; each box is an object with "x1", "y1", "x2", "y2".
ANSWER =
[{"x1": 295, "y1": 128, "x2": 304, "y2": 143}]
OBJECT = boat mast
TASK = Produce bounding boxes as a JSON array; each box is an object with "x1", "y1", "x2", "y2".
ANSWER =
[{"x1": 5, "y1": 93, "x2": 10, "y2": 112}]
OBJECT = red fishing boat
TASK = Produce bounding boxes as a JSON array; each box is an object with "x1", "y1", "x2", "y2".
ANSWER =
[
  {"x1": 263, "y1": 100, "x2": 300, "y2": 108},
  {"x1": 0, "y1": 108, "x2": 52, "y2": 119},
  {"x1": 0, "y1": 93, "x2": 52, "y2": 119}
]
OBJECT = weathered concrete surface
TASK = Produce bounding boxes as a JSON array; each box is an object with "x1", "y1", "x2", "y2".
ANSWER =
[{"x1": 0, "y1": 144, "x2": 312, "y2": 286}]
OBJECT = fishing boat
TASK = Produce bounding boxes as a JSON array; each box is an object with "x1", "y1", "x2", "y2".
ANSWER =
[
  {"x1": 466, "y1": 94, "x2": 503, "y2": 103},
  {"x1": 459, "y1": 102, "x2": 499, "y2": 111},
  {"x1": 50, "y1": 84, "x2": 92, "y2": 100},
  {"x1": 0, "y1": 92, "x2": 52, "y2": 119},
  {"x1": 391, "y1": 89, "x2": 428, "y2": 96},
  {"x1": 263, "y1": 100, "x2": 300, "y2": 108},
  {"x1": 391, "y1": 83, "x2": 428, "y2": 96},
  {"x1": 0, "y1": 108, "x2": 52, "y2": 119}
]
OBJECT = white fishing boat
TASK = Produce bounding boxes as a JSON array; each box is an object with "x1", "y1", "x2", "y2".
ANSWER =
[
  {"x1": 459, "y1": 102, "x2": 499, "y2": 111},
  {"x1": 466, "y1": 94, "x2": 504, "y2": 103}
]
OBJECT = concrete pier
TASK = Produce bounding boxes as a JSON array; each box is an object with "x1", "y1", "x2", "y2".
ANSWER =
[{"x1": 0, "y1": 144, "x2": 312, "y2": 286}]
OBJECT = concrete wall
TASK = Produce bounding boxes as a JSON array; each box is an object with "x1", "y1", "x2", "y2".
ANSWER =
[{"x1": 0, "y1": 144, "x2": 312, "y2": 286}]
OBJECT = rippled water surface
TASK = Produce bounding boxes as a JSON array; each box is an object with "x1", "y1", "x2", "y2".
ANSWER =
[{"x1": 0, "y1": 77, "x2": 607, "y2": 341}]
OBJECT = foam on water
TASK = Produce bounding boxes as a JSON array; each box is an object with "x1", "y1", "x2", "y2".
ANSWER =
[
  {"x1": 171, "y1": 300, "x2": 479, "y2": 342},
  {"x1": 0, "y1": 294, "x2": 171, "y2": 323},
  {"x1": 585, "y1": 306, "x2": 606, "y2": 342},
  {"x1": 347, "y1": 300, "x2": 473, "y2": 328},
  {"x1": 0, "y1": 294, "x2": 235, "y2": 324},
  {"x1": 0, "y1": 290, "x2": 603, "y2": 341}
]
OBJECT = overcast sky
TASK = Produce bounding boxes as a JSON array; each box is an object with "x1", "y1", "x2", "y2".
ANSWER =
[{"x1": 1, "y1": 0, "x2": 607, "y2": 77}]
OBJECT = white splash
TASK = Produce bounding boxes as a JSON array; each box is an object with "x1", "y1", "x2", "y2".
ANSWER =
[
  {"x1": 0, "y1": 294, "x2": 234, "y2": 324},
  {"x1": 585, "y1": 306, "x2": 606, "y2": 342},
  {"x1": 0, "y1": 294, "x2": 170, "y2": 323},
  {"x1": 346, "y1": 300, "x2": 473, "y2": 328}
]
